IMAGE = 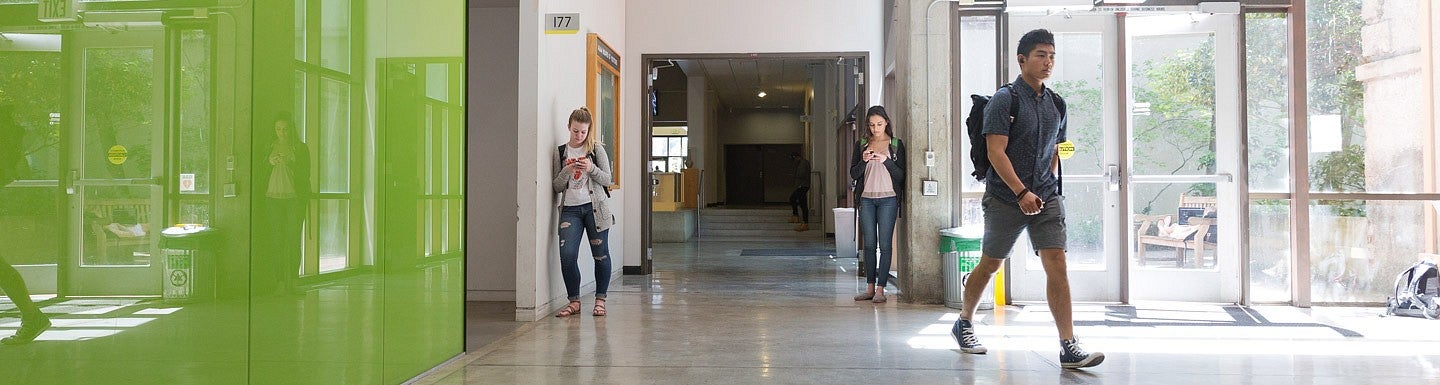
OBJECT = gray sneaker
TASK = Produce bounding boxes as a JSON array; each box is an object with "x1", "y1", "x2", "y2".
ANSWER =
[
  {"x1": 951, "y1": 319, "x2": 987, "y2": 354},
  {"x1": 1059, "y1": 338, "x2": 1104, "y2": 369}
]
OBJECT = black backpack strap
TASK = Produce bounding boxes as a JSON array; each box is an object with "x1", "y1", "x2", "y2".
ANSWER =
[{"x1": 1052, "y1": 90, "x2": 1066, "y2": 196}]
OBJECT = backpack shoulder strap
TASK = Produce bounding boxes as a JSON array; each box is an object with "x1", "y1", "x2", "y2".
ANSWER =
[{"x1": 1004, "y1": 84, "x2": 1019, "y2": 119}]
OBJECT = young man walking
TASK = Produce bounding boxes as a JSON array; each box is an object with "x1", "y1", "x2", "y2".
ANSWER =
[{"x1": 951, "y1": 29, "x2": 1104, "y2": 369}]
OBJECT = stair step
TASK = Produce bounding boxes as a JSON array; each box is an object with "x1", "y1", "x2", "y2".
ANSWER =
[
  {"x1": 701, "y1": 222, "x2": 804, "y2": 230},
  {"x1": 700, "y1": 209, "x2": 793, "y2": 217},
  {"x1": 700, "y1": 228, "x2": 823, "y2": 237}
]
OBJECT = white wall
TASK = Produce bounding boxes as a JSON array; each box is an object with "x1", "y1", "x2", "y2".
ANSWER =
[
  {"x1": 624, "y1": 0, "x2": 885, "y2": 266},
  {"x1": 718, "y1": 110, "x2": 807, "y2": 145},
  {"x1": 468, "y1": 1, "x2": 518, "y2": 302},
  {"x1": 517, "y1": 0, "x2": 627, "y2": 321}
]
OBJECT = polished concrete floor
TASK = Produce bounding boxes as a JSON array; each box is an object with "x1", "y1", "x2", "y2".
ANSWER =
[{"x1": 423, "y1": 239, "x2": 1440, "y2": 384}]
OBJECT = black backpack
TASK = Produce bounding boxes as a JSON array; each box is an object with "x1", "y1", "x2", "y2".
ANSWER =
[
  {"x1": 966, "y1": 84, "x2": 1067, "y2": 194},
  {"x1": 1386, "y1": 260, "x2": 1440, "y2": 319}
]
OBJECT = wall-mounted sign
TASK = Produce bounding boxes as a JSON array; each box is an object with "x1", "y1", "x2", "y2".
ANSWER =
[
  {"x1": 107, "y1": 145, "x2": 127, "y2": 165},
  {"x1": 38, "y1": 0, "x2": 78, "y2": 23},
  {"x1": 545, "y1": 13, "x2": 580, "y2": 35},
  {"x1": 593, "y1": 36, "x2": 620, "y2": 69}
]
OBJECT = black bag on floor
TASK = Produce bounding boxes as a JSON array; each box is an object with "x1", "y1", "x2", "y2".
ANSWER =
[{"x1": 1386, "y1": 260, "x2": 1440, "y2": 319}]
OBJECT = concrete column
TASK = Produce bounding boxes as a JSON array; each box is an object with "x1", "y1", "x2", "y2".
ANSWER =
[
  {"x1": 687, "y1": 74, "x2": 709, "y2": 204},
  {"x1": 889, "y1": 0, "x2": 954, "y2": 304}
]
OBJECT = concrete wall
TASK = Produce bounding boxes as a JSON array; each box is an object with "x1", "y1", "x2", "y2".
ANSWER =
[
  {"x1": 467, "y1": 0, "x2": 519, "y2": 302},
  {"x1": 718, "y1": 109, "x2": 807, "y2": 145},
  {"x1": 517, "y1": 0, "x2": 627, "y2": 321}
]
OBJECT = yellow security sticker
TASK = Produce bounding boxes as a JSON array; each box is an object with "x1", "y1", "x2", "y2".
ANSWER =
[
  {"x1": 108, "y1": 145, "x2": 128, "y2": 165},
  {"x1": 1057, "y1": 141, "x2": 1075, "y2": 160}
]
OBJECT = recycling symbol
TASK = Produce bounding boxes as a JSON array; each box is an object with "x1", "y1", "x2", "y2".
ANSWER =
[{"x1": 170, "y1": 270, "x2": 190, "y2": 287}]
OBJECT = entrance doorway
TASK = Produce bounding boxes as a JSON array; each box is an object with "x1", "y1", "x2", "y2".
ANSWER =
[{"x1": 961, "y1": 7, "x2": 1244, "y2": 304}]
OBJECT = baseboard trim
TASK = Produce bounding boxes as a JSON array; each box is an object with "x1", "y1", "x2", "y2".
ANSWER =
[
  {"x1": 466, "y1": 290, "x2": 515, "y2": 302},
  {"x1": 622, "y1": 266, "x2": 645, "y2": 275}
]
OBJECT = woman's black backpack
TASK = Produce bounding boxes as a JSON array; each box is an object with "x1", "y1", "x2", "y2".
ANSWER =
[{"x1": 1386, "y1": 260, "x2": 1440, "y2": 319}]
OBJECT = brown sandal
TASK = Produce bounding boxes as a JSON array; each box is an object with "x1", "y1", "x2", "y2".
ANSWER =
[
  {"x1": 592, "y1": 299, "x2": 607, "y2": 316},
  {"x1": 556, "y1": 301, "x2": 581, "y2": 317}
]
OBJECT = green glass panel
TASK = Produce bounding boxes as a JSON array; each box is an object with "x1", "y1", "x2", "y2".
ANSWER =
[{"x1": 0, "y1": 0, "x2": 463, "y2": 383}]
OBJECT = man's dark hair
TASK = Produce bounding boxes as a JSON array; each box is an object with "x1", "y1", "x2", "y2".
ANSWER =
[{"x1": 1017, "y1": 29, "x2": 1055, "y2": 57}]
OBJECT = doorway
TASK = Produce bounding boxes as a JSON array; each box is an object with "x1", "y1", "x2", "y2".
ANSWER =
[
  {"x1": 65, "y1": 28, "x2": 168, "y2": 296},
  {"x1": 964, "y1": 8, "x2": 1244, "y2": 304}
]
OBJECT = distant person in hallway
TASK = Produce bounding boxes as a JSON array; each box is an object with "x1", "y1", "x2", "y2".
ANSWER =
[
  {"x1": 850, "y1": 105, "x2": 905, "y2": 304},
  {"x1": 259, "y1": 113, "x2": 311, "y2": 295},
  {"x1": 0, "y1": 104, "x2": 51, "y2": 344},
  {"x1": 552, "y1": 107, "x2": 614, "y2": 317},
  {"x1": 789, "y1": 152, "x2": 811, "y2": 231},
  {"x1": 951, "y1": 29, "x2": 1103, "y2": 369}
]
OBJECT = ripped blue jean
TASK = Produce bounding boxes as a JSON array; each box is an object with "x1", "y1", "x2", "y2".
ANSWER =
[{"x1": 559, "y1": 203, "x2": 611, "y2": 301}]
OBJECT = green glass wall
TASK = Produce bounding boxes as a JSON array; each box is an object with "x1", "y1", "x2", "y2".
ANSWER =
[{"x1": 0, "y1": 1, "x2": 464, "y2": 383}]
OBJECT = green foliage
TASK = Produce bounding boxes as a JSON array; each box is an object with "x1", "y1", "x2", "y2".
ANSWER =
[{"x1": 1311, "y1": 144, "x2": 1367, "y2": 216}]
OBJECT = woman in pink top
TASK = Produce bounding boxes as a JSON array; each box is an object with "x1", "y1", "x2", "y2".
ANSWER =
[{"x1": 848, "y1": 106, "x2": 906, "y2": 303}]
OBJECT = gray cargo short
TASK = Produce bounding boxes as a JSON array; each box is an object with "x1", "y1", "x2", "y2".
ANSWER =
[{"x1": 982, "y1": 193, "x2": 1067, "y2": 259}]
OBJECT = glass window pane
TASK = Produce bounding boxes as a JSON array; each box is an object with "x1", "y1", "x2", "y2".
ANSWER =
[
  {"x1": 1303, "y1": 0, "x2": 1420, "y2": 193},
  {"x1": 1050, "y1": 32, "x2": 1104, "y2": 176},
  {"x1": 179, "y1": 30, "x2": 211, "y2": 195},
  {"x1": 650, "y1": 160, "x2": 666, "y2": 172},
  {"x1": 958, "y1": 16, "x2": 997, "y2": 201},
  {"x1": 1249, "y1": 199, "x2": 1291, "y2": 303},
  {"x1": 1130, "y1": 33, "x2": 1216, "y2": 176},
  {"x1": 667, "y1": 157, "x2": 684, "y2": 173},
  {"x1": 0, "y1": 43, "x2": 63, "y2": 181},
  {"x1": 294, "y1": 0, "x2": 306, "y2": 61},
  {"x1": 319, "y1": 77, "x2": 350, "y2": 193},
  {"x1": 668, "y1": 137, "x2": 686, "y2": 157},
  {"x1": 652, "y1": 137, "x2": 668, "y2": 157},
  {"x1": 1309, "y1": 200, "x2": 1440, "y2": 303},
  {"x1": 318, "y1": 199, "x2": 348, "y2": 273},
  {"x1": 320, "y1": 0, "x2": 350, "y2": 73},
  {"x1": 294, "y1": 70, "x2": 307, "y2": 137},
  {"x1": 425, "y1": 63, "x2": 450, "y2": 103},
  {"x1": 1245, "y1": 13, "x2": 1290, "y2": 193}
]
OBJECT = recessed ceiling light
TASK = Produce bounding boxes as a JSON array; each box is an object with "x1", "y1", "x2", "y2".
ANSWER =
[{"x1": 757, "y1": 91, "x2": 767, "y2": 98}]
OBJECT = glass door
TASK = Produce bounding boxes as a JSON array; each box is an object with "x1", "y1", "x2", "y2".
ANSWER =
[
  {"x1": 1124, "y1": 13, "x2": 1243, "y2": 303},
  {"x1": 1004, "y1": 13, "x2": 1123, "y2": 303},
  {"x1": 65, "y1": 29, "x2": 167, "y2": 296}
]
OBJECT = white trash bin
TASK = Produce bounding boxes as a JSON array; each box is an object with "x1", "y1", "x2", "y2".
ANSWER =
[{"x1": 832, "y1": 208, "x2": 856, "y2": 260}]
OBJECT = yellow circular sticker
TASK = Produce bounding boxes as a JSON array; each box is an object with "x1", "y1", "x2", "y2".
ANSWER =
[
  {"x1": 107, "y1": 145, "x2": 128, "y2": 165},
  {"x1": 1057, "y1": 141, "x2": 1076, "y2": 160}
]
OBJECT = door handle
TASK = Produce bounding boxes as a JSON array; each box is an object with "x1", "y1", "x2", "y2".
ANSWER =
[{"x1": 1105, "y1": 164, "x2": 1120, "y2": 192}]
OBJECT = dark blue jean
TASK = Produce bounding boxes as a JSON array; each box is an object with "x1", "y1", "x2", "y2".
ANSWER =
[
  {"x1": 859, "y1": 196, "x2": 899, "y2": 287},
  {"x1": 559, "y1": 203, "x2": 611, "y2": 301}
]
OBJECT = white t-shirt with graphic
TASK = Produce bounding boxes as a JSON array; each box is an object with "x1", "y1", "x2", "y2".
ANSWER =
[{"x1": 563, "y1": 145, "x2": 592, "y2": 206}]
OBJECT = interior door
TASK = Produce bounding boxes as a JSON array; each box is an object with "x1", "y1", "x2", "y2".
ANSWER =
[
  {"x1": 65, "y1": 29, "x2": 166, "y2": 296},
  {"x1": 725, "y1": 145, "x2": 763, "y2": 204},
  {"x1": 1005, "y1": 13, "x2": 1123, "y2": 303},
  {"x1": 1124, "y1": 13, "x2": 1242, "y2": 303}
]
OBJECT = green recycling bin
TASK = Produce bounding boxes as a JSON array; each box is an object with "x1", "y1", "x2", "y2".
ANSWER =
[
  {"x1": 941, "y1": 226, "x2": 992, "y2": 310},
  {"x1": 160, "y1": 227, "x2": 218, "y2": 302}
]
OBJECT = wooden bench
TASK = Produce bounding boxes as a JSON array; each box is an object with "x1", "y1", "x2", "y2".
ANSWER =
[
  {"x1": 1135, "y1": 195, "x2": 1217, "y2": 268},
  {"x1": 86, "y1": 199, "x2": 153, "y2": 263}
]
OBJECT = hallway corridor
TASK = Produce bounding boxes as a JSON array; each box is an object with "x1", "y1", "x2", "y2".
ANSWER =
[{"x1": 418, "y1": 239, "x2": 1440, "y2": 384}]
